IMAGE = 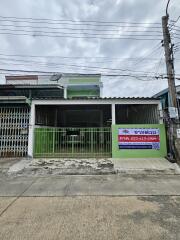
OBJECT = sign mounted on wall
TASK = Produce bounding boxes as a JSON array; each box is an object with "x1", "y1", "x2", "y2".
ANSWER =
[
  {"x1": 177, "y1": 129, "x2": 180, "y2": 138},
  {"x1": 118, "y1": 128, "x2": 160, "y2": 150}
]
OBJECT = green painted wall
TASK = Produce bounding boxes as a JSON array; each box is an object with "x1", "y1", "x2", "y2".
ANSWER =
[
  {"x1": 112, "y1": 124, "x2": 167, "y2": 158},
  {"x1": 69, "y1": 77, "x2": 100, "y2": 84},
  {"x1": 67, "y1": 89, "x2": 99, "y2": 98}
]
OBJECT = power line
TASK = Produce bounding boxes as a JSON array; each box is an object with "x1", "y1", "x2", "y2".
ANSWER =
[
  {"x1": 1, "y1": 51, "x2": 180, "y2": 61},
  {"x1": 170, "y1": 16, "x2": 180, "y2": 24},
  {"x1": 0, "y1": 18, "x2": 162, "y2": 29},
  {"x1": 169, "y1": 16, "x2": 180, "y2": 29},
  {"x1": 0, "y1": 68, "x2": 168, "y2": 80},
  {"x1": 0, "y1": 43, "x2": 166, "y2": 77},
  {"x1": 0, "y1": 15, "x2": 162, "y2": 25},
  {"x1": 0, "y1": 56, "x2": 168, "y2": 75},
  {"x1": 0, "y1": 57, "x2": 163, "y2": 65},
  {"x1": 0, "y1": 23, "x2": 163, "y2": 34},
  {"x1": 0, "y1": 52, "x2": 169, "y2": 61},
  {"x1": 174, "y1": 41, "x2": 180, "y2": 44},
  {"x1": 173, "y1": 35, "x2": 180, "y2": 40},
  {"x1": 0, "y1": 28, "x2": 163, "y2": 37},
  {"x1": 0, "y1": 31, "x2": 162, "y2": 40},
  {"x1": 166, "y1": 0, "x2": 171, "y2": 16},
  {"x1": 169, "y1": 25, "x2": 180, "y2": 32},
  {"x1": 154, "y1": 50, "x2": 164, "y2": 76},
  {"x1": 1, "y1": 68, "x2": 179, "y2": 82},
  {"x1": 130, "y1": 42, "x2": 162, "y2": 66},
  {"x1": 172, "y1": 32, "x2": 180, "y2": 37},
  {"x1": 111, "y1": 43, "x2": 164, "y2": 84},
  {"x1": 3, "y1": 59, "x2": 180, "y2": 78}
]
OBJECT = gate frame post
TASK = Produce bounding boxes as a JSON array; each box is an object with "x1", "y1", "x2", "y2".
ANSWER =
[{"x1": 28, "y1": 103, "x2": 35, "y2": 158}]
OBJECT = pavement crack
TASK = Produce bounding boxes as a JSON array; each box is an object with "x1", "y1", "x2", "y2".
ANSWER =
[
  {"x1": 0, "y1": 197, "x2": 19, "y2": 218},
  {"x1": 64, "y1": 176, "x2": 73, "y2": 196},
  {"x1": 0, "y1": 177, "x2": 38, "y2": 218}
]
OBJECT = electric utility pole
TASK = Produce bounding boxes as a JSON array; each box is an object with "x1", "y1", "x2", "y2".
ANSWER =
[
  {"x1": 162, "y1": 15, "x2": 178, "y2": 113},
  {"x1": 162, "y1": 13, "x2": 178, "y2": 161}
]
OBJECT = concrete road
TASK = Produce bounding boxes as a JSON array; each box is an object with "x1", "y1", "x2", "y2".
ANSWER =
[
  {"x1": 0, "y1": 174, "x2": 180, "y2": 196},
  {"x1": 0, "y1": 174, "x2": 180, "y2": 240},
  {"x1": 0, "y1": 196, "x2": 179, "y2": 240}
]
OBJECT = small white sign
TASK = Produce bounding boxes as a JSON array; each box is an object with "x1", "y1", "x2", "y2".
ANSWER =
[
  {"x1": 177, "y1": 129, "x2": 180, "y2": 138},
  {"x1": 169, "y1": 107, "x2": 179, "y2": 119}
]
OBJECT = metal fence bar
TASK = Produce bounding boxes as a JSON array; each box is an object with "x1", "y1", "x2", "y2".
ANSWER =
[
  {"x1": 0, "y1": 106, "x2": 29, "y2": 157},
  {"x1": 34, "y1": 127, "x2": 112, "y2": 158}
]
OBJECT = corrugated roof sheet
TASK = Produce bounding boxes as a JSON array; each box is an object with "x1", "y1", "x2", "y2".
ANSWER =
[{"x1": 32, "y1": 96, "x2": 159, "y2": 100}]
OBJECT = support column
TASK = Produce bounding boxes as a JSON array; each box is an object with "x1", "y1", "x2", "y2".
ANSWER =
[
  {"x1": 28, "y1": 103, "x2": 35, "y2": 158},
  {"x1": 111, "y1": 103, "x2": 116, "y2": 125},
  {"x1": 99, "y1": 83, "x2": 103, "y2": 97},
  {"x1": 64, "y1": 85, "x2": 67, "y2": 99}
]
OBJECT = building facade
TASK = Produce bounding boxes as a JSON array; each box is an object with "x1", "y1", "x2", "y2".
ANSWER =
[{"x1": 0, "y1": 74, "x2": 167, "y2": 158}]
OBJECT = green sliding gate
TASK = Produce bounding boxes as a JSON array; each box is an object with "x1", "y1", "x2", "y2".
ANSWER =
[{"x1": 34, "y1": 127, "x2": 112, "y2": 158}]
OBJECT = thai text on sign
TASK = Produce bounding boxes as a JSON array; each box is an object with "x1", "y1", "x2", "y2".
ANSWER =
[{"x1": 118, "y1": 128, "x2": 160, "y2": 150}]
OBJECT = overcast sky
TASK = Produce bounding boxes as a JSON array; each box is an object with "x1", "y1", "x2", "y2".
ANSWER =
[{"x1": 0, "y1": 0, "x2": 180, "y2": 97}]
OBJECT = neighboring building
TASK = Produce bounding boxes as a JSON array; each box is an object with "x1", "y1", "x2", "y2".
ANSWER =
[
  {"x1": 153, "y1": 86, "x2": 180, "y2": 162},
  {"x1": 153, "y1": 85, "x2": 180, "y2": 112},
  {"x1": 5, "y1": 74, "x2": 103, "y2": 99},
  {"x1": 0, "y1": 74, "x2": 167, "y2": 159}
]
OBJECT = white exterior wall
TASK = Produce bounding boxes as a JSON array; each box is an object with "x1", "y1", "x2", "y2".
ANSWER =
[{"x1": 28, "y1": 99, "x2": 161, "y2": 158}]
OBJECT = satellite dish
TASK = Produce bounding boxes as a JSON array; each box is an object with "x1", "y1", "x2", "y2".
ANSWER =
[{"x1": 50, "y1": 74, "x2": 62, "y2": 82}]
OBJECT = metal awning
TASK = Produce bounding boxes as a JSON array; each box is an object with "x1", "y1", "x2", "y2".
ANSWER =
[
  {"x1": 0, "y1": 96, "x2": 28, "y2": 104},
  {"x1": 0, "y1": 84, "x2": 63, "y2": 89}
]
